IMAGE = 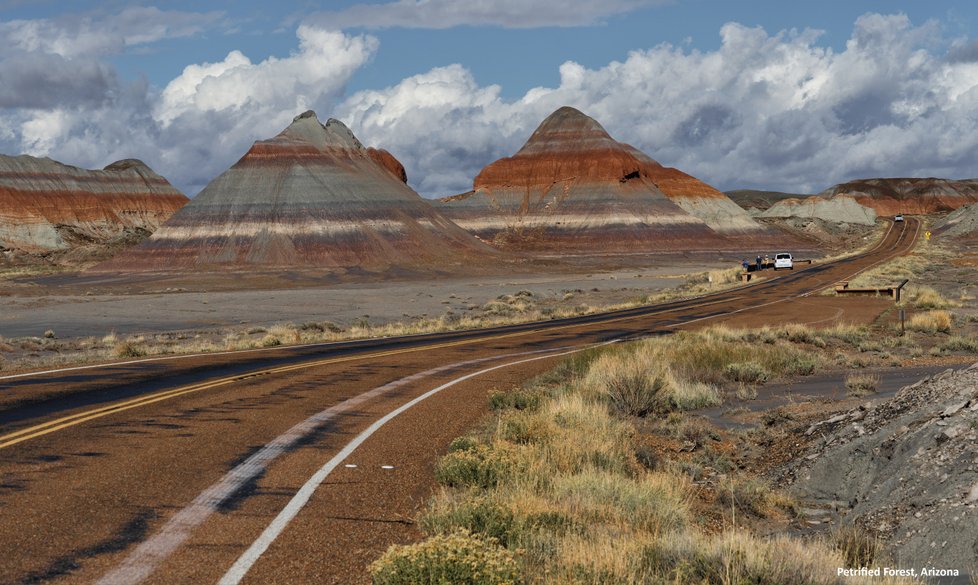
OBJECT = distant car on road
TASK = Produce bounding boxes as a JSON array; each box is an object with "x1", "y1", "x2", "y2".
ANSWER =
[
  {"x1": 774, "y1": 252, "x2": 793, "y2": 270},
  {"x1": 894, "y1": 214, "x2": 904, "y2": 222}
]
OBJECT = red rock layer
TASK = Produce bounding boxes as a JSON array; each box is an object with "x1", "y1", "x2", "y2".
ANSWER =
[
  {"x1": 101, "y1": 111, "x2": 497, "y2": 272},
  {"x1": 619, "y1": 145, "x2": 724, "y2": 199},
  {"x1": 438, "y1": 106, "x2": 758, "y2": 252},
  {"x1": 0, "y1": 156, "x2": 188, "y2": 253},
  {"x1": 821, "y1": 178, "x2": 978, "y2": 215}
]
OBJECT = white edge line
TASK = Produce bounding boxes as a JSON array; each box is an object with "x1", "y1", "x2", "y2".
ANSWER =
[{"x1": 216, "y1": 342, "x2": 612, "y2": 585}]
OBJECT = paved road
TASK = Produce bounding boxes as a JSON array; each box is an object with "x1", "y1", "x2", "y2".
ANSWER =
[{"x1": 0, "y1": 219, "x2": 919, "y2": 584}]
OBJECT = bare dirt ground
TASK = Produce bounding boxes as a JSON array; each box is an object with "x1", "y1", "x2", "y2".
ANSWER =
[{"x1": 0, "y1": 262, "x2": 726, "y2": 340}]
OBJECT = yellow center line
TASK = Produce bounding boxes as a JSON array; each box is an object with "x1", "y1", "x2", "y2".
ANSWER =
[
  {"x1": 0, "y1": 222, "x2": 915, "y2": 452},
  {"x1": 0, "y1": 297, "x2": 741, "y2": 450}
]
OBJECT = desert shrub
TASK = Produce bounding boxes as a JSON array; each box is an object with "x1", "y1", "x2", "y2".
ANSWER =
[
  {"x1": 497, "y1": 411, "x2": 552, "y2": 444},
  {"x1": 820, "y1": 324, "x2": 869, "y2": 346},
  {"x1": 369, "y1": 530, "x2": 519, "y2": 585},
  {"x1": 435, "y1": 444, "x2": 518, "y2": 489},
  {"x1": 667, "y1": 378, "x2": 721, "y2": 411},
  {"x1": 260, "y1": 334, "x2": 282, "y2": 347},
  {"x1": 43, "y1": 330, "x2": 55, "y2": 339},
  {"x1": 777, "y1": 323, "x2": 823, "y2": 346},
  {"x1": 489, "y1": 387, "x2": 543, "y2": 412},
  {"x1": 724, "y1": 362, "x2": 769, "y2": 385},
  {"x1": 832, "y1": 524, "x2": 882, "y2": 567},
  {"x1": 422, "y1": 495, "x2": 519, "y2": 546},
  {"x1": 845, "y1": 373, "x2": 881, "y2": 396},
  {"x1": 717, "y1": 478, "x2": 780, "y2": 518},
  {"x1": 447, "y1": 436, "x2": 479, "y2": 453},
  {"x1": 707, "y1": 267, "x2": 743, "y2": 286},
  {"x1": 114, "y1": 340, "x2": 146, "y2": 358},
  {"x1": 939, "y1": 336, "x2": 978, "y2": 353},
  {"x1": 584, "y1": 351, "x2": 668, "y2": 416}
]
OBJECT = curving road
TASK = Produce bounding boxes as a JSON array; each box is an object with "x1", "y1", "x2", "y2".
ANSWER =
[{"x1": 0, "y1": 218, "x2": 918, "y2": 584}]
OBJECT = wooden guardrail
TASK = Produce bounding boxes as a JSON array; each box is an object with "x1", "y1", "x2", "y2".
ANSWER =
[{"x1": 835, "y1": 279, "x2": 909, "y2": 302}]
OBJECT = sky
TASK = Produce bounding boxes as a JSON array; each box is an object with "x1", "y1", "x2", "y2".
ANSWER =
[{"x1": 2, "y1": 1, "x2": 978, "y2": 198}]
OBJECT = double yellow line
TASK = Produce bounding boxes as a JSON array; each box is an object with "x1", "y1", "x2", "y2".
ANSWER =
[
  {"x1": 5, "y1": 232, "x2": 909, "y2": 454},
  {"x1": 0, "y1": 330, "x2": 545, "y2": 451},
  {"x1": 4, "y1": 294, "x2": 731, "y2": 451}
]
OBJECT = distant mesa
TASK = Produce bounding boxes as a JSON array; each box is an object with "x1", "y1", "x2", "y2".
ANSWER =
[
  {"x1": 759, "y1": 177, "x2": 978, "y2": 226},
  {"x1": 101, "y1": 111, "x2": 497, "y2": 272},
  {"x1": 820, "y1": 178, "x2": 978, "y2": 216},
  {"x1": 0, "y1": 155, "x2": 188, "y2": 255},
  {"x1": 436, "y1": 106, "x2": 761, "y2": 253}
]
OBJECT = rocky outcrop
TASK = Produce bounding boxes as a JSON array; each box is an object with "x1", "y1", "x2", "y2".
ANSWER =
[
  {"x1": 760, "y1": 195, "x2": 878, "y2": 226},
  {"x1": 0, "y1": 156, "x2": 188, "y2": 254},
  {"x1": 935, "y1": 202, "x2": 978, "y2": 240},
  {"x1": 101, "y1": 111, "x2": 497, "y2": 272},
  {"x1": 821, "y1": 178, "x2": 978, "y2": 216},
  {"x1": 725, "y1": 190, "x2": 812, "y2": 214},
  {"x1": 789, "y1": 364, "x2": 978, "y2": 570},
  {"x1": 436, "y1": 107, "x2": 751, "y2": 253}
]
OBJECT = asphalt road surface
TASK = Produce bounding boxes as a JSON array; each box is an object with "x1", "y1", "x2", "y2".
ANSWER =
[{"x1": 0, "y1": 218, "x2": 919, "y2": 584}]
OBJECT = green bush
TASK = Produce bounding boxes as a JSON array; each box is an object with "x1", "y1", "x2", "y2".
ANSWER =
[
  {"x1": 370, "y1": 530, "x2": 520, "y2": 585},
  {"x1": 447, "y1": 436, "x2": 478, "y2": 453},
  {"x1": 421, "y1": 497, "x2": 518, "y2": 546},
  {"x1": 489, "y1": 388, "x2": 543, "y2": 411}
]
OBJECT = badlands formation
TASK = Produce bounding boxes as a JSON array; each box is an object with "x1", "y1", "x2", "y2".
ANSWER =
[
  {"x1": 106, "y1": 111, "x2": 497, "y2": 272},
  {"x1": 821, "y1": 178, "x2": 978, "y2": 215},
  {"x1": 0, "y1": 156, "x2": 187, "y2": 255},
  {"x1": 437, "y1": 107, "x2": 760, "y2": 253},
  {"x1": 936, "y1": 201, "x2": 978, "y2": 241},
  {"x1": 760, "y1": 178, "x2": 978, "y2": 226}
]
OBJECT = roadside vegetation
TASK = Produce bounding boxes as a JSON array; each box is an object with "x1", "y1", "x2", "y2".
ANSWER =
[{"x1": 370, "y1": 337, "x2": 903, "y2": 584}]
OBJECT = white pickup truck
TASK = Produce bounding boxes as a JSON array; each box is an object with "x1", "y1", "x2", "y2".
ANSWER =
[{"x1": 774, "y1": 253, "x2": 793, "y2": 270}]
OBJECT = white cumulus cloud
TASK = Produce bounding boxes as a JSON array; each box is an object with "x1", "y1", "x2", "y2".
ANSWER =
[
  {"x1": 339, "y1": 13, "x2": 978, "y2": 196},
  {"x1": 4, "y1": 10, "x2": 978, "y2": 202},
  {"x1": 0, "y1": 19, "x2": 378, "y2": 196}
]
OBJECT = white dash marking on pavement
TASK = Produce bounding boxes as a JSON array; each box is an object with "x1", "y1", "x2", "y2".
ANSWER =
[
  {"x1": 380, "y1": 465, "x2": 395, "y2": 469},
  {"x1": 96, "y1": 344, "x2": 592, "y2": 585},
  {"x1": 217, "y1": 343, "x2": 609, "y2": 585},
  {"x1": 344, "y1": 464, "x2": 357, "y2": 468}
]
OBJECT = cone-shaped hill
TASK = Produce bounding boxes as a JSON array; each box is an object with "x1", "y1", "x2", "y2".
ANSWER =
[
  {"x1": 436, "y1": 107, "x2": 760, "y2": 253},
  {"x1": 103, "y1": 111, "x2": 498, "y2": 272},
  {"x1": 0, "y1": 155, "x2": 188, "y2": 254}
]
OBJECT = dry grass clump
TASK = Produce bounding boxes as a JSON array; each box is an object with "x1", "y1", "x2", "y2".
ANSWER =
[
  {"x1": 582, "y1": 346, "x2": 721, "y2": 415},
  {"x1": 905, "y1": 285, "x2": 955, "y2": 310},
  {"x1": 113, "y1": 339, "x2": 146, "y2": 358},
  {"x1": 845, "y1": 372, "x2": 881, "y2": 396},
  {"x1": 831, "y1": 524, "x2": 882, "y2": 568},
  {"x1": 707, "y1": 266, "x2": 744, "y2": 286},
  {"x1": 577, "y1": 328, "x2": 825, "y2": 415},
  {"x1": 907, "y1": 310, "x2": 952, "y2": 334}
]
